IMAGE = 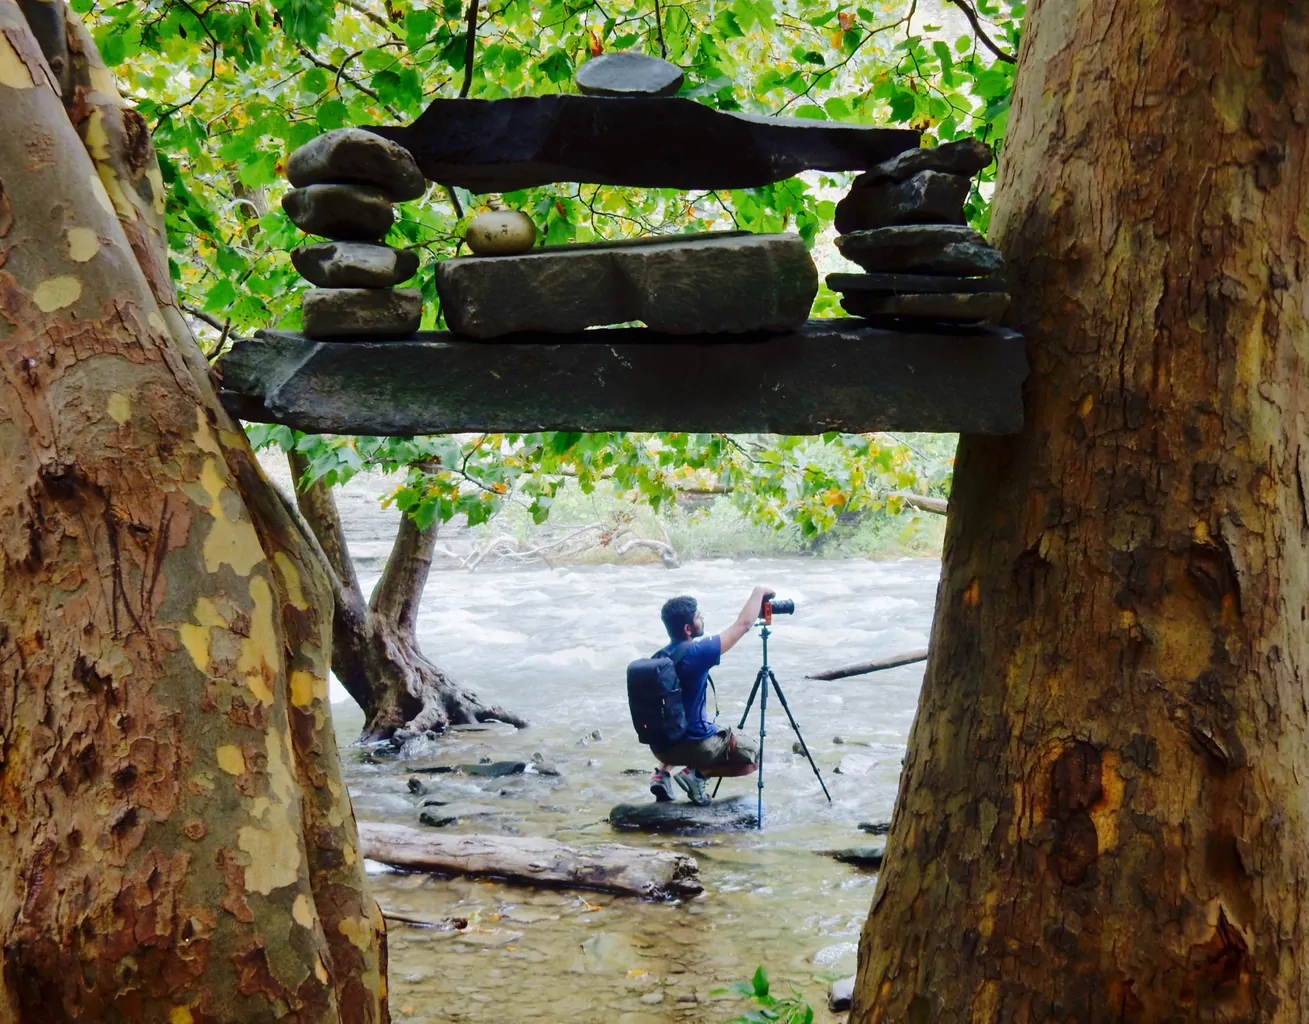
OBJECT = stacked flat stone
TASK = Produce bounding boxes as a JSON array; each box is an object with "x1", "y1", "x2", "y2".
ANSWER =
[
  {"x1": 282, "y1": 129, "x2": 425, "y2": 340},
  {"x1": 829, "y1": 139, "x2": 1010, "y2": 325}
]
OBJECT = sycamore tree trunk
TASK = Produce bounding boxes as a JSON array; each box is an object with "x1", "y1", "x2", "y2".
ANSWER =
[
  {"x1": 287, "y1": 453, "x2": 527, "y2": 742},
  {"x1": 0, "y1": 4, "x2": 387, "y2": 1019},
  {"x1": 855, "y1": 2, "x2": 1308, "y2": 1020}
]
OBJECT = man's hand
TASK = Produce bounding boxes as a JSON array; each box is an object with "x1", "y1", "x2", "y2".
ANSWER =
[{"x1": 718, "y1": 585, "x2": 776, "y2": 655}]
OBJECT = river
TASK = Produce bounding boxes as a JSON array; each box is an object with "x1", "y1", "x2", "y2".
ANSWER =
[{"x1": 334, "y1": 556, "x2": 939, "y2": 1022}]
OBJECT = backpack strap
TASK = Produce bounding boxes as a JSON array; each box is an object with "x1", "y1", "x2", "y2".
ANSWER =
[{"x1": 667, "y1": 641, "x2": 694, "y2": 664}]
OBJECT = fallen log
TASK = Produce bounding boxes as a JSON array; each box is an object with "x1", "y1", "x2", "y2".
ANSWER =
[
  {"x1": 357, "y1": 822, "x2": 702, "y2": 900},
  {"x1": 807, "y1": 648, "x2": 930, "y2": 681},
  {"x1": 889, "y1": 491, "x2": 949, "y2": 515}
]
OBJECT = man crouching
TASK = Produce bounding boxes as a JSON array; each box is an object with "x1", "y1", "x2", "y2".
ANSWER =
[{"x1": 648, "y1": 588, "x2": 769, "y2": 805}]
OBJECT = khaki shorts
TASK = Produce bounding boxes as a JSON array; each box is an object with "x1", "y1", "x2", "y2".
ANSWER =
[{"x1": 653, "y1": 727, "x2": 759, "y2": 770}]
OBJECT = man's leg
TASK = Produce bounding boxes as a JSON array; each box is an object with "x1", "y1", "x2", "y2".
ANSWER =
[{"x1": 650, "y1": 763, "x2": 675, "y2": 802}]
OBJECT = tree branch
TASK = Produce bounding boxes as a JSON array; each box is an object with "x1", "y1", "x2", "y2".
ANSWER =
[
  {"x1": 460, "y1": 0, "x2": 480, "y2": 97},
  {"x1": 947, "y1": 0, "x2": 1016, "y2": 64},
  {"x1": 182, "y1": 302, "x2": 247, "y2": 343}
]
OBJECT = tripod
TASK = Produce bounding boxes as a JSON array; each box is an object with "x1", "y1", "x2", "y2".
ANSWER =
[{"x1": 712, "y1": 624, "x2": 831, "y2": 828}]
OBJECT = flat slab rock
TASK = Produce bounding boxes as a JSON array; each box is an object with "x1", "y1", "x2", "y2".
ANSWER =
[
  {"x1": 301, "y1": 287, "x2": 421, "y2": 340},
  {"x1": 215, "y1": 321, "x2": 1030, "y2": 435},
  {"x1": 367, "y1": 95, "x2": 918, "y2": 192},
  {"x1": 841, "y1": 290, "x2": 1010, "y2": 324},
  {"x1": 292, "y1": 242, "x2": 419, "y2": 288},
  {"x1": 576, "y1": 51, "x2": 684, "y2": 96},
  {"x1": 435, "y1": 232, "x2": 817, "y2": 338},
  {"x1": 836, "y1": 224, "x2": 1005, "y2": 276},
  {"x1": 834, "y1": 169, "x2": 970, "y2": 233},
  {"x1": 287, "y1": 127, "x2": 425, "y2": 201},
  {"x1": 282, "y1": 184, "x2": 394, "y2": 240},
  {"x1": 827, "y1": 271, "x2": 1003, "y2": 295},
  {"x1": 862, "y1": 137, "x2": 993, "y2": 185},
  {"x1": 609, "y1": 794, "x2": 759, "y2": 832}
]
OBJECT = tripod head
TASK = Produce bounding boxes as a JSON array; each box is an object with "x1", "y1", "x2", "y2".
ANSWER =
[{"x1": 756, "y1": 596, "x2": 796, "y2": 626}]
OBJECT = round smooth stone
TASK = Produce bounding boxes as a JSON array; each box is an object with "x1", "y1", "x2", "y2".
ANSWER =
[
  {"x1": 464, "y1": 210, "x2": 538, "y2": 256},
  {"x1": 282, "y1": 184, "x2": 394, "y2": 241},
  {"x1": 292, "y1": 242, "x2": 419, "y2": 288},
  {"x1": 287, "y1": 128, "x2": 426, "y2": 201},
  {"x1": 575, "y1": 51, "x2": 684, "y2": 97}
]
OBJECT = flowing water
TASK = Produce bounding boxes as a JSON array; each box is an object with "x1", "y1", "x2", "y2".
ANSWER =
[{"x1": 334, "y1": 556, "x2": 940, "y2": 1022}]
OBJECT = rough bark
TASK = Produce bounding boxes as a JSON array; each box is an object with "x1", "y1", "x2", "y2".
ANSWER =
[
  {"x1": 287, "y1": 451, "x2": 526, "y2": 741},
  {"x1": 854, "y1": 2, "x2": 1309, "y2": 1021},
  {"x1": 0, "y1": 5, "x2": 386, "y2": 1019}
]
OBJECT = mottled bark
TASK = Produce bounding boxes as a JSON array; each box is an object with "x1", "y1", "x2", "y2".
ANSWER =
[
  {"x1": 287, "y1": 452, "x2": 526, "y2": 741},
  {"x1": 854, "y1": 2, "x2": 1309, "y2": 1021},
  {"x1": 0, "y1": 4, "x2": 386, "y2": 1019}
]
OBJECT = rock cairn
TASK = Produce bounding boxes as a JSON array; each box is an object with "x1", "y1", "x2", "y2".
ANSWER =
[
  {"x1": 829, "y1": 138, "x2": 1010, "y2": 326},
  {"x1": 281, "y1": 128, "x2": 426, "y2": 340}
]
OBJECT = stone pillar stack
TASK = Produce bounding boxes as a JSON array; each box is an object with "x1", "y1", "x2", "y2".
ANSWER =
[
  {"x1": 827, "y1": 139, "x2": 1011, "y2": 326},
  {"x1": 281, "y1": 128, "x2": 426, "y2": 340}
]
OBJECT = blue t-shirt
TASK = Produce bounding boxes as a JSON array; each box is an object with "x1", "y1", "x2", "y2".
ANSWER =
[{"x1": 658, "y1": 635, "x2": 722, "y2": 741}]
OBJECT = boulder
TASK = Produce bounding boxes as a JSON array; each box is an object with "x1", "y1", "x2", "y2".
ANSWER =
[
  {"x1": 609, "y1": 794, "x2": 758, "y2": 831},
  {"x1": 863, "y1": 137, "x2": 993, "y2": 185},
  {"x1": 301, "y1": 287, "x2": 422, "y2": 340},
  {"x1": 835, "y1": 225, "x2": 1005, "y2": 276},
  {"x1": 826, "y1": 271, "x2": 1004, "y2": 295},
  {"x1": 287, "y1": 127, "x2": 425, "y2": 201},
  {"x1": 435, "y1": 232, "x2": 818, "y2": 339},
  {"x1": 840, "y1": 290, "x2": 1010, "y2": 324},
  {"x1": 829, "y1": 976, "x2": 855, "y2": 1012},
  {"x1": 835, "y1": 169, "x2": 970, "y2": 232},
  {"x1": 824, "y1": 842, "x2": 886, "y2": 868},
  {"x1": 456, "y1": 761, "x2": 528, "y2": 777},
  {"x1": 576, "y1": 51, "x2": 684, "y2": 97},
  {"x1": 291, "y1": 242, "x2": 419, "y2": 288},
  {"x1": 282, "y1": 184, "x2": 395, "y2": 240}
]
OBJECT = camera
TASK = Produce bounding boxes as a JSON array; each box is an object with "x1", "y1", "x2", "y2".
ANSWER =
[{"x1": 763, "y1": 598, "x2": 795, "y2": 617}]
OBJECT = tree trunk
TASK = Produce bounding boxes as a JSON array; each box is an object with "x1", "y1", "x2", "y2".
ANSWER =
[
  {"x1": 287, "y1": 452, "x2": 526, "y2": 741},
  {"x1": 0, "y1": 5, "x2": 387, "y2": 1019},
  {"x1": 855, "y1": 3, "x2": 1309, "y2": 1020}
]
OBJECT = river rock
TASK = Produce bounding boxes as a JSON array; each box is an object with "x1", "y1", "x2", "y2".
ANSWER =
[
  {"x1": 835, "y1": 225, "x2": 1005, "y2": 276},
  {"x1": 456, "y1": 761, "x2": 528, "y2": 777},
  {"x1": 282, "y1": 184, "x2": 395, "y2": 240},
  {"x1": 435, "y1": 233, "x2": 817, "y2": 339},
  {"x1": 864, "y1": 137, "x2": 993, "y2": 185},
  {"x1": 576, "y1": 51, "x2": 684, "y2": 97},
  {"x1": 840, "y1": 290, "x2": 1010, "y2": 323},
  {"x1": 291, "y1": 241, "x2": 419, "y2": 287},
  {"x1": 609, "y1": 794, "x2": 758, "y2": 832},
  {"x1": 287, "y1": 127, "x2": 426, "y2": 201},
  {"x1": 824, "y1": 841, "x2": 886, "y2": 869},
  {"x1": 826, "y1": 271, "x2": 1004, "y2": 295},
  {"x1": 858, "y1": 821, "x2": 891, "y2": 835},
  {"x1": 834, "y1": 169, "x2": 970, "y2": 233},
  {"x1": 829, "y1": 976, "x2": 855, "y2": 1012},
  {"x1": 301, "y1": 287, "x2": 422, "y2": 340}
]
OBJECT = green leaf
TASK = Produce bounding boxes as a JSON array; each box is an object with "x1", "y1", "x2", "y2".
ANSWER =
[{"x1": 751, "y1": 966, "x2": 770, "y2": 998}]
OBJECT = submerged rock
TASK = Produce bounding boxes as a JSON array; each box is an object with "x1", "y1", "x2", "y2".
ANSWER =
[
  {"x1": 456, "y1": 761, "x2": 528, "y2": 777},
  {"x1": 282, "y1": 183, "x2": 395, "y2": 240},
  {"x1": 824, "y1": 842, "x2": 886, "y2": 869},
  {"x1": 287, "y1": 127, "x2": 426, "y2": 201}
]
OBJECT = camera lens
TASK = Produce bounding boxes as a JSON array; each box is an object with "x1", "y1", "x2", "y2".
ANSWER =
[{"x1": 769, "y1": 599, "x2": 795, "y2": 615}]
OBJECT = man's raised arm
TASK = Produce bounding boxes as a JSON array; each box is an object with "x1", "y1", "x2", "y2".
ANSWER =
[{"x1": 716, "y1": 586, "x2": 775, "y2": 654}]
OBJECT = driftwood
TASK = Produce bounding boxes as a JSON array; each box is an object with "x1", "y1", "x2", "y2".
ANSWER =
[
  {"x1": 807, "y1": 648, "x2": 930, "y2": 681},
  {"x1": 357, "y1": 822, "x2": 702, "y2": 900},
  {"x1": 889, "y1": 491, "x2": 949, "y2": 515}
]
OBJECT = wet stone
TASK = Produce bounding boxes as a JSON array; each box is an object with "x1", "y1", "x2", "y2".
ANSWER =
[
  {"x1": 283, "y1": 184, "x2": 395, "y2": 240},
  {"x1": 824, "y1": 842, "x2": 886, "y2": 868},
  {"x1": 834, "y1": 168, "x2": 970, "y2": 233},
  {"x1": 456, "y1": 761, "x2": 528, "y2": 777},
  {"x1": 864, "y1": 136, "x2": 993, "y2": 185},
  {"x1": 827, "y1": 271, "x2": 1004, "y2": 295},
  {"x1": 287, "y1": 127, "x2": 426, "y2": 201},
  {"x1": 609, "y1": 794, "x2": 758, "y2": 832},
  {"x1": 291, "y1": 241, "x2": 419, "y2": 288},
  {"x1": 840, "y1": 290, "x2": 1010, "y2": 324},
  {"x1": 301, "y1": 287, "x2": 421, "y2": 340},
  {"x1": 829, "y1": 976, "x2": 855, "y2": 1012},
  {"x1": 835, "y1": 225, "x2": 1005, "y2": 276},
  {"x1": 576, "y1": 51, "x2": 684, "y2": 97}
]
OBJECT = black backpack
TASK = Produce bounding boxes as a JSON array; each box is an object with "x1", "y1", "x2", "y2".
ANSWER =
[{"x1": 626, "y1": 642, "x2": 692, "y2": 750}]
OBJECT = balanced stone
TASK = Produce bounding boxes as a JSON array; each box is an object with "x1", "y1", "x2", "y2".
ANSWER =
[
  {"x1": 836, "y1": 225, "x2": 1005, "y2": 275},
  {"x1": 827, "y1": 272, "x2": 1004, "y2": 295},
  {"x1": 282, "y1": 184, "x2": 394, "y2": 240},
  {"x1": 834, "y1": 169, "x2": 970, "y2": 233},
  {"x1": 864, "y1": 137, "x2": 993, "y2": 185},
  {"x1": 367, "y1": 95, "x2": 919, "y2": 193},
  {"x1": 576, "y1": 51, "x2": 684, "y2": 97},
  {"x1": 287, "y1": 127, "x2": 425, "y2": 201},
  {"x1": 291, "y1": 242, "x2": 418, "y2": 288},
  {"x1": 434, "y1": 232, "x2": 817, "y2": 339},
  {"x1": 301, "y1": 287, "x2": 421, "y2": 340},
  {"x1": 841, "y1": 290, "x2": 1010, "y2": 323}
]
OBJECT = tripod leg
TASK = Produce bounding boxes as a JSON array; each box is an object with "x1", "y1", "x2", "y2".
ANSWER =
[
  {"x1": 757, "y1": 667, "x2": 768, "y2": 828},
  {"x1": 712, "y1": 667, "x2": 766, "y2": 800},
  {"x1": 768, "y1": 670, "x2": 832, "y2": 803}
]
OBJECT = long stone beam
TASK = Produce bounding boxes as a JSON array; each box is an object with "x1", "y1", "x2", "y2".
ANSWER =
[
  {"x1": 216, "y1": 322, "x2": 1028, "y2": 436},
  {"x1": 365, "y1": 96, "x2": 920, "y2": 193}
]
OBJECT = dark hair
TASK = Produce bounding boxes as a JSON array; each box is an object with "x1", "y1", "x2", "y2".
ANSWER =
[{"x1": 660, "y1": 596, "x2": 698, "y2": 641}]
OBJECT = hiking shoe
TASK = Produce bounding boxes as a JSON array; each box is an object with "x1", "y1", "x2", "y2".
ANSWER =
[
  {"x1": 674, "y1": 768, "x2": 711, "y2": 806},
  {"x1": 650, "y1": 769, "x2": 676, "y2": 803}
]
